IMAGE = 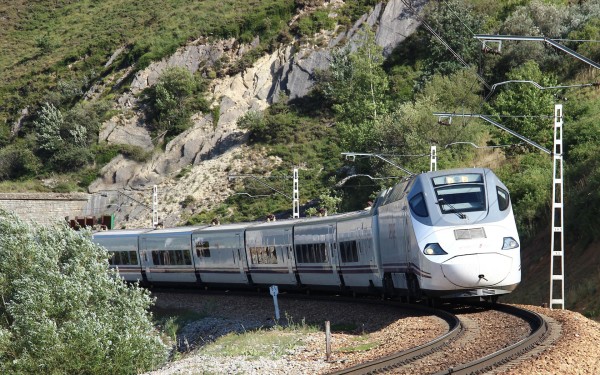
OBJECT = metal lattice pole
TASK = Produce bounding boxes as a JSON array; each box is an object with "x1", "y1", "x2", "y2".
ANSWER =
[
  {"x1": 550, "y1": 104, "x2": 565, "y2": 309},
  {"x1": 293, "y1": 168, "x2": 299, "y2": 218},
  {"x1": 152, "y1": 185, "x2": 159, "y2": 228},
  {"x1": 430, "y1": 146, "x2": 437, "y2": 172}
]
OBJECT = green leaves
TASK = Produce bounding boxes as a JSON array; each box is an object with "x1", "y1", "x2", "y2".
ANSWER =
[
  {"x1": 322, "y1": 29, "x2": 389, "y2": 151},
  {"x1": 0, "y1": 210, "x2": 168, "y2": 374},
  {"x1": 486, "y1": 61, "x2": 557, "y2": 151}
]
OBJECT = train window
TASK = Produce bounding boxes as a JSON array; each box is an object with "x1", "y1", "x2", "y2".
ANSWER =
[
  {"x1": 295, "y1": 243, "x2": 328, "y2": 263},
  {"x1": 151, "y1": 250, "x2": 192, "y2": 266},
  {"x1": 109, "y1": 251, "x2": 139, "y2": 265},
  {"x1": 340, "y1": 241, "x2": 359, "y2": 263},
  {"x1": 497, "y1": 187, "x2": 510, "y2": 211},
  {"x1": 435, "y1": 185, "x2": 486, "y2": 213},
  {"x1": 195, "y1": 240, "x2": 211, "y2": 258},
  {"x1": 250, "y1": 246, "x2": 278, "y2": 264},
  {"x1": 109, "y1": 251, "x2": 120, "y2": 265},
  {"x1": 409, "y1": 193, "x2": 429, "y2": 217}
]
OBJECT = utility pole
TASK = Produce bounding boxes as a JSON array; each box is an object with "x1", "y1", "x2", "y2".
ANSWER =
[
  {"x1": 152, "y1": 185, "x2": 159, "y2": 228},
  {"x1": 430, "y1": 146, "x2": 437, "y2": 172},
  {"x1": 293, "y1": 168, "x2": 299, "y2": 218},
  {"x1": 550, "y1": 105, "x2": 565, "y2": 310}
]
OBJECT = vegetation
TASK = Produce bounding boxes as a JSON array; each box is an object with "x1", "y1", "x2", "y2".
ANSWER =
[
  {"x1": 199, "y1": 317, "x2": 318, "y2": 359},
  {"x1": 0, "y1": 210, "x2": 168, "y2": 374}
]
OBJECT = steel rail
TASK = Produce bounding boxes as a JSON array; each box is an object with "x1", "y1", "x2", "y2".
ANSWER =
[
  {"x1": 435, "y1": 303, "x2": 550, "y2": 375},
  {"x1": 328, "y1": 302, "x2": 462, "y2": 375}
]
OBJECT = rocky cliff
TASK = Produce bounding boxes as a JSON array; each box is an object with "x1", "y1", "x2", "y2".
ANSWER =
[{"x1": 89, "y1": 0, "x2": 425, "y2": 228}]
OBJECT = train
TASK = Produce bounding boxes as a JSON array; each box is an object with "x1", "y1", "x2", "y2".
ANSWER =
[{"x1": 92, "y1": 167, "x2": 521, "y2": 302}]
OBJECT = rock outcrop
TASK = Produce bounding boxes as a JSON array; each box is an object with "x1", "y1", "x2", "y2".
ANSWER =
[{"x1": 90, "y1": 0, "x2": 425, "y2": 227}]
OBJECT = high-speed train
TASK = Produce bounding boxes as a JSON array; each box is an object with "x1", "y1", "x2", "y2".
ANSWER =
[{"x1": 92, "y1": 168, "x2": 521, "y2": 301}]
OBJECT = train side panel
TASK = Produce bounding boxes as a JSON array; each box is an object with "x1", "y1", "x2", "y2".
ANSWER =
[
  {"x1": 336, "y1": 212, "x2": 382, "y2": 291},
  {"x1": 92, "y1": 229, "x2": 150, "y2": 283},
  {"x1": 293, "y1": 218, "x2": 341, "y2": 288},
  {"x1": 139, "y1": 227, "x2": 201, "y2": 284},
  {"x1": 192, "y1": 224, "x2": 251, "y2": 285},
  {"x1": 245, "y1": 221, "x2": 299, "y2": 286}
]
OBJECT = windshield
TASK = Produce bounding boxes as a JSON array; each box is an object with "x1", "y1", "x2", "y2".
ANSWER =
[{"x1": 432, "y1": 174, "x2": 486, "y2": 214}]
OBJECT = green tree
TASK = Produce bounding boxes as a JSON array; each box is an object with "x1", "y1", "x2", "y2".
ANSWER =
[
  {"x1": 486, "y1": 61, "x2": 557, "y2": 152},
  {"x1": 34, "y1": 102, "x2": 65, "y2": 154},
  {"x1": 147, "y1": 67, "x2": 201, "y2": 139},
  {"x1": 320, "y1": 28, "x2": 389, "y2": 151},
  {"x1": 0, "y1": 144, "x2": 41, "y2": 180},
  {"x1": 422, "y1": 0, "x2": 483, "y2": 77},
  {"x1": 0, "y1": 210, "x2": 168, "y2": 374}
]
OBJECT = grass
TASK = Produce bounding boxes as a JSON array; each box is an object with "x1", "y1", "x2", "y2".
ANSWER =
[
  {"x1": 338, "y1": 334, "x2": 380, "y2": 353},
  {"x1": 200, "y1": 329, "x2": 305, "y2": 359},
  {"x1": 0, "y1": 0, "x2": 296, "y2": 123},
  {"x1": 197, "y1": 314, "x2": 318, "y2": 360}
]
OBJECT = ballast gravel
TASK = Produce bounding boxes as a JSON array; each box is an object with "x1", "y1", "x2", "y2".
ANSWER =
[{"x1": 146, "y1": 293, "x2": 600, "y2": 375}]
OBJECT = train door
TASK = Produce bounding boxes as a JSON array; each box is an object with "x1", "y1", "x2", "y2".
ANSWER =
[
  {"x1": 193, "y1": 232, "x2": 248, "y2": 285},
  {"x1": 246, "y1": 227, "x2": 297, "y2": 286},
  {"x1": 140, "y1": 233, "x2": 196, "y2": 284},
  {"x1": 294, "y1": 223, "x2": 342, "y2": 288}
]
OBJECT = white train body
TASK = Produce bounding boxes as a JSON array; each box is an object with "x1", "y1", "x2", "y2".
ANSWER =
[{"x1": 92, "y1": 168, "x2": 521, "y2": 300}]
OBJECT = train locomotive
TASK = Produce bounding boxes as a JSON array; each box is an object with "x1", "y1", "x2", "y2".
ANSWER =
[{"x1": 93, "y1": 167, "x2": 521, "y2": 301}]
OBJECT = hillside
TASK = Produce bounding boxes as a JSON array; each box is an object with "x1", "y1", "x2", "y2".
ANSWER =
[{"x1": 1, "y1": 0, "x2": 600, "y2": 318}]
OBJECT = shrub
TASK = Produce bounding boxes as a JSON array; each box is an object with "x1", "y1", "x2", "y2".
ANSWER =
[
  {"x1": 0, "y1": 210, "x2": 168, "y2": 374},
  {"x1": 0, "y1": 145, "x2": 41, "y2": 180}
]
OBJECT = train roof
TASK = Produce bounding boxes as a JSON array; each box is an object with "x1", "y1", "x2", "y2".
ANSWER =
[
  {"x1": 141, "y1": 225, "x2": 207, "y2": 236},
  {"x1": 293, "y1": 209, "x2": 371, "y2": 227},
  {"x1": 418, "y1": 167, "x2": 491, "y2": 178},
  {"x1": 246, "y1": 217, "x2": 307, "y2": 230},
  {"x1": 193, "y1": 221, "x2": 256, "y2": 233},
  {"x1": 92, "y1": 228, "x2": 153, "y2": 238}
]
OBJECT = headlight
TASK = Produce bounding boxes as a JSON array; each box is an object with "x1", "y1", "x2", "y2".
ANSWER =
[
  {"x1": 502, "y1": 237, "x2": 519, "y2": 250},
  {"x1": 423, "y1": 243, "x2": 447, "y2": 255}
]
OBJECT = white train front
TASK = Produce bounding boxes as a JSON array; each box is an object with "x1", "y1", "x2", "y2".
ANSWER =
[{"x1": 93, "y1": 168, "x2": 521, "y2": 301}]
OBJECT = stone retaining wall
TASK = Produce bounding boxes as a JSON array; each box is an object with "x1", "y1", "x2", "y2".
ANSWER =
[{"x1": 0, "y1": 193, "x2": 92, "y2": 226}]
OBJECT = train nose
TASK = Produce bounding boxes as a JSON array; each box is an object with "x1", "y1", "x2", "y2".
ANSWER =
[{"x1": 440, "y1": 253, "x2": 512, "y2": 288}]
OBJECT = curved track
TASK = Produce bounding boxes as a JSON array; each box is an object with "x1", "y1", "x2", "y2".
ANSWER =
[{"x1": 330, "y1": 302, "x2": 550, "y2": 375}]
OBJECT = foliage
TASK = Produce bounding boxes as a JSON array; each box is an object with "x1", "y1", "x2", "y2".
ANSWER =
[
  {"x1": 485, "y1": 61, "x2": 557, "y2": 152},
  {"x1": 495, "y1": 153, "x2": 552, "y2": 239},
  {"x1": 295, "y1": 9, "x2": 336, "y2": 37},
  {"x1": 0, "y1": 144, "x2": 41, "y2": 180},
  {"x1": 0, "y1": 210, "x2": 168, "y2": 374},
  {"x1": 421, "y1": 0, "x2": 484, "y2": 77},
  {"x1": 317, "y1": 191, "x2": 342, "y2": 215},
  {"x1": 144, "y1": 67, "x2": 206, "y2": 141},
  {"x1": 34, "y1": 102, "x2": 65, "y2": 154},
  {"x1": 319, "y1": 28, "x2": 389, "y2": 151}
]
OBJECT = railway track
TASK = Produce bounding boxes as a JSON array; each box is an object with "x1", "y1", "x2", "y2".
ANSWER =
[
  {"x1": 150, "y1": 288, "x2": 556, "y2": 374},
  {"x1": 330, "y1": 302, "x2": 553, "y2": 375}
]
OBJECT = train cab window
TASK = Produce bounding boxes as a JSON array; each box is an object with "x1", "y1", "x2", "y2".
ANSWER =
[
  {"x1": 497, "y1": 187, "x2": 510, "y2": 211},
  {"x1": 409, "y1": 193, "x2": 429, "y2": 217},
  {"x1": 432, "y1": 173, "x2": 486, "y2": 213},
  {"x1": 339, "y1": 241, "x2": 359, "y2": 263},
  {"x1": 195, "y1": 240, "x2": 211, "y2": 257}
]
